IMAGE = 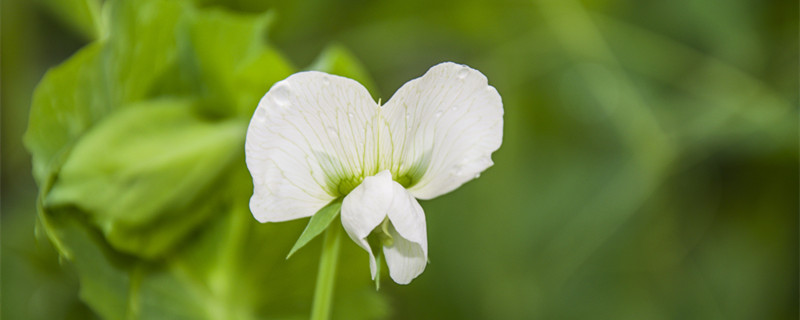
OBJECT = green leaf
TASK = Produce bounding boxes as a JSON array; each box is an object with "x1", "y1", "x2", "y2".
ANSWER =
[
  {"x1": 24, "y1": 43, "x2": 108, "y2": 184},
  {"x1": 176, "y1": 7, "x2": 294, "y2": 117},
  {"x1": 287, "y1": 199, "x2": 343, "y2": 259},
  {"x1": 37, "y1": 0, "x2": 102, "y2": 40},
  {"x1": 103, "y1": 0, "x2": 187, "y2": 105},
  {"x1": 45, "y1": 99, "x2": 245, "y2": 258},
  {"x1": 24, "y1": 0, "x2": 190, "y2": 184},
  {"x1": 308, "y1": 44, "x2": 378, "y2": 96}
]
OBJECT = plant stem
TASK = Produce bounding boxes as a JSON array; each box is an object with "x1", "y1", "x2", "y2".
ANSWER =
[{"x1": 310, "y1": 223, "x2": 342, "y2": 320}]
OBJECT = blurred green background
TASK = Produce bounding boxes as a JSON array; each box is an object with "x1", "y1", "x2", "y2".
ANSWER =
[{"x1": 2, "y1": 0, "x2": 797, "y2": 319}]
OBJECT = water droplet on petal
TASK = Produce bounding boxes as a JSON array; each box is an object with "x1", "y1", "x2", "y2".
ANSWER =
[
  {"x1": 452, "y1": 164, "x2": 465, "y2": 176},
  {"x1": 254, "y1": 107, "x2": 267, "y2": 122},
  {"x1": 326, "y1": 126, "x2": 337, "y2": 134},
  {"x1": 347, "y1": 112, "x2": 355, "y2": 118},
  {"x1": 322, "y1": 77, "x2": 331, "y2": 86},
  {"x1": 433, "y1": 111, "x2": 443, "y2": 118},
  {"x1": 405, "y1": 112, "x2": 412, "y2": 120},
  {"x1": 272, "y1": 83, "x2": 291, "y2": 107},
  {"x1": 457, "y1": 66, "x2": 470, "y2": 79},
  {"x1": 474, "y1": 173, "x2": 481, "y2": 179}
]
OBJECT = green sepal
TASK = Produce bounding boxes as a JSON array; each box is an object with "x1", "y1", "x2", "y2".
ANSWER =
[
  {"x1": 286, "y1": 199, "x2": 343, "y2": 259},
  {"x1": 374, "y1": 250, "x2": 382, "y2": 291}
]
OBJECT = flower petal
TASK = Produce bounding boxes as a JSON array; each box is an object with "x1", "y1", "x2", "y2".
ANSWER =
[
  {"x1": 383, "y1": 182, "x2": 428, "y2": 284},
  {"x1": 386, "y1": 182, "x2": 427, "y2": 258},
  {"x1": 381, "y1": 62, "x2": 503, "y2": 199},
  {"x1": 383, "y1": 223, "x2": 427, "y2": 284},
  {"x1": 245, "y1": 72, "x2": 380, "y2": 222},
  {"x1": 340, "y1": 170, "x2": 428, "y2": 282},
  {"x1": 340, "y1": 170, "x2": 395, "y2": 279}
]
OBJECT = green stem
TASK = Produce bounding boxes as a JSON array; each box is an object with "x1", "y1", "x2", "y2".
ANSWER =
[{"x1": 310, "y1": 223, "x2": 342, "y2": 320}]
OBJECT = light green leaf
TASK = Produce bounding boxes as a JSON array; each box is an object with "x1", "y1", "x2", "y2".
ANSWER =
[
  {"x1": 24, "y1": 43, "x2": 107, "y2": 184},
  {"x1": 24, "y1": 0, "x2": 189, "y2": 184},
  {"x1": 287, "y1": 199, "x2": 343, "y2": 259},
  {"x1": 45, "y1": 99, "x2": 245, "y2": 258}
]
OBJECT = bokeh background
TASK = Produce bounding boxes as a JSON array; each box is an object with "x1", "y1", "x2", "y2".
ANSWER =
[{"x1": 2, "y1": 0, "x2": 798, "y2": 319}]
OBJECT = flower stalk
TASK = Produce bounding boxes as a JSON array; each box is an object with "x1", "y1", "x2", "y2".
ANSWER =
[{"x1": 310, "y1": 223, "x2": 342, "y2": 320}]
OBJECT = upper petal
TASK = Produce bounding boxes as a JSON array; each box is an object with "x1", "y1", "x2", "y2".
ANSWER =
[
  {"x1": 245, "y1": 71, "x2": 380, "y2": 222},
  {"x1": 381, "y1": 62, "x2": 503, "y2": 200}
]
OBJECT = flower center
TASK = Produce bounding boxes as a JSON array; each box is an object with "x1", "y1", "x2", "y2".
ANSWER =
[{"x1": 331, "y1": 175, "x2": 362, "y2": 197}]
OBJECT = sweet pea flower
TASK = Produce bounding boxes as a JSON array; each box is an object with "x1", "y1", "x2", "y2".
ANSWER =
[{"x1": 245, "y1": 62, "x2": 503, "y2": 284}]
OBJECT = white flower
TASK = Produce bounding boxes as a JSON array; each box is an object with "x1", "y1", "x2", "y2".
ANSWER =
[{"x1": 245, "y1": 62, "x2": 503, "y2": 284}]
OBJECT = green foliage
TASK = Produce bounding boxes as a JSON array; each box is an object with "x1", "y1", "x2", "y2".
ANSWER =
[
  {"x1": 46, "y1": 100, "x2": 245, "y2": 258},
  {"x1": 25, "y1": 42, "x2": 106, "y2": 184},
  {"x1": 22, "y1": 0, "x2": 385, "y2": 319}
]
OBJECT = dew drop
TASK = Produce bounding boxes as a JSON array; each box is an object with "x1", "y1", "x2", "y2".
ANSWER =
[
  {"x1": 347, "y1": 112, "x2": 355, "y2": 118},
  {"x1": 322, "y1": 77, "x2": 331, "y2": 86},
  {"x1": 326, "y1": 126, "x2": 337, "y2": 134},
  {"x1": 254, "y1": 107, "x2": 267, "y2": 122},
  {"x1": 452, "y1": 164, "x2": 465, "y2": 176},
  {"x1": 474, "y1": 173, "x2": 481, "y2": 179},
  {"x1": 433, "y1": 111, "x2": 443, "y2": 118},
  {"x1": 405, "y1": 113, "x2": 412, "y2": 120},
  {"x1": 457, "y1": 66, "x2": 470, "y2": 79},
  {"x1": 272, "y1": 83, "x2": 291, "y2": 107}
]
